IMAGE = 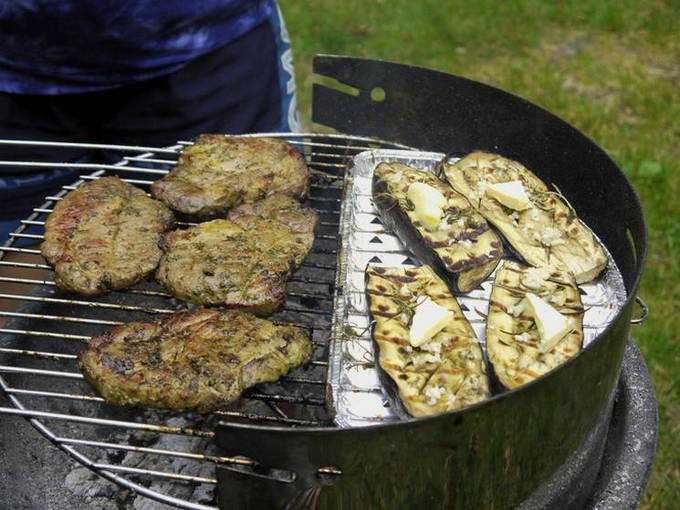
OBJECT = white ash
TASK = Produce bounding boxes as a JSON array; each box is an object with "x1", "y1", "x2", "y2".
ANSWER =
[{"x1": 63, "y1": 414, "x2": 218, "y2": 509}]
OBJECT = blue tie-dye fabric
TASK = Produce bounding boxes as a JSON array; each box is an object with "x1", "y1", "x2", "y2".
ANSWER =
[{"x1": 0, "y1": 0, "x2": 272, "y2": 94}]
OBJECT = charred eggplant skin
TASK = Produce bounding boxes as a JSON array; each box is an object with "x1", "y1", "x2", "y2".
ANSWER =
[
  {"x1": 372, "y1": 164, "x2": 502, "y2": 294},
  {"x1": 373, "y1": 176, "x2": 453, "y2": 287}
]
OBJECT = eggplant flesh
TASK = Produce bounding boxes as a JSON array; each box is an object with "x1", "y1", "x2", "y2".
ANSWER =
[
  {"x1": 373, "y1": 162, "x2": 503, "y2": 293},
  {"x1": 442, "y1": 152, "x2": 608, "y2": 284},
  {"x1": 365, "y1": 264, "x2": 490, "y2": 417},
  {"x1": 486, "y1": 260, "x2": 584, "y2": 390}
]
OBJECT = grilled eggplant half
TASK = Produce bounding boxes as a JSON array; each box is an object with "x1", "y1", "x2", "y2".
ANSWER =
[
  {"x1": 373, "y1": 163, "x2": 503, "y2": 293},
  {"x1": 442, "y1": 152, "x2": 607, "y2": 284},
  {"x1": 486, "y1": 260, "x2": 584, "y2": 390},
  {"x1": 366, "y1": 265, "x2": 490, "y2": 417}
]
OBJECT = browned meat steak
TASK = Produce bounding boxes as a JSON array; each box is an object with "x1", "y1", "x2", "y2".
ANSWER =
[
  {"x1": 151, "y1": 135, "x2": 310, "y2": 217},
  {"x1": 41, "y1": 176, "x2": 174, "y2": 296},
  {"x1": 225, "y1": 194, "x2": 318, "y2": 268},
  {"x1": 156, "y1": 195, "x2": 317, "y2": 315},
  {"x1": 79, "y1": 309, "x2": 312, "y2": 413}
]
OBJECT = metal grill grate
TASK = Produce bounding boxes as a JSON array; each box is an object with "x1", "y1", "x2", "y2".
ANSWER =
[{"x1": 0, "y1": 133, "x2": 416, "y2": 509}]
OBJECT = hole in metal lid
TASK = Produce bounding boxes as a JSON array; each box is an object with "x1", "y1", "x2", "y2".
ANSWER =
[{"x1": 370, "y1": 87, "x2": 386, "y2": 102}]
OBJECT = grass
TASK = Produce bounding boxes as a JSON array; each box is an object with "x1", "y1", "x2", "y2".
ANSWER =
[{"x1": 281, "y1": 1, "x2": 679, "y2": 507}]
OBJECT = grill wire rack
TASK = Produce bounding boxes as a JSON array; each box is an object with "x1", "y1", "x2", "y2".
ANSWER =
[{"x1": 0, "y1": 133, "x2": 416, "y2": 509}]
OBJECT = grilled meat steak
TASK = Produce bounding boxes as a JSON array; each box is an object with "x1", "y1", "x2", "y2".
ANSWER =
[
  {"x1": 442, "y1": 152, "x2": 607, "y2": 283},
  {"x1": 373, "y1": 162, "x2": 503, "y2": 293},
  {"x1": 41, "y1": 176, "x2": 174, "y2": 296},
  {"x1": 79, "y1": 309, "x2": 312, "y2": 413},
  {"x1": 366, "y1": 265, "x2": 490, "y2": 417},
  {"x1": 151, "y1": 135, "x2": 310, "y2": 217},
  {"x1": 157, "y1": 194, "x2": 317, "y2": 315},
  {"x1": 486, "y1": 261, "x2": 584, "y2": 390}
]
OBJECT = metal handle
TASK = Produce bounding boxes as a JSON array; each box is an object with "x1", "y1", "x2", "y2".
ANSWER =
[{"x1": 630, "y1": 296, "x2": 649, "y2": 325}]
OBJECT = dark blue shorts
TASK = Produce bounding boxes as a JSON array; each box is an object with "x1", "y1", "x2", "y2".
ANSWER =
[{"x1": 0, "y1": 8, "x2": 298, "y2": 240}]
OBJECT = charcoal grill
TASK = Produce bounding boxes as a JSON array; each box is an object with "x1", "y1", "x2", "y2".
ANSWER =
[{"x1": 0, "y1": 56, "x2": 656, "y2": 509}]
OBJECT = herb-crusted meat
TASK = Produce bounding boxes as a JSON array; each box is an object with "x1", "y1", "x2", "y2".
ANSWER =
[
  {"x1": 41, "y1": 176, "x2": 174, "y2": 295},
  {"x1": 79, "y1": 309, "x2": 312, "y2": 413},
  {"x1": 157, "y1": 195, "x2": 317, "y2": 315},
  {"x1": 151, "y1": 135, "x2": 310, "y2": 217}
]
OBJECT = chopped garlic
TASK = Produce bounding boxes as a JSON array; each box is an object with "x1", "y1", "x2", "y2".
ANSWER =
[
  {"x1": 540, "y1": 227, "x2": 565, "y2": 247},
  {"x1": 522, "y1": 267, "x2": 550, "y2": 290},
  {"x1": 420, "y1": 341, "x2": 443, "y2": 354},
  {"x1": 508, "y1": 301, "x2": 525, "y2": 317},
  {"x1": 549, "y1": 294, "x2": 565, "y2": 306},
  {"x1": 514, "y1": 332, "x2": 531, "y2": 343},
  {"x1": 517, "y1": 353, "x2": 532, "y2": 369},
  {"x1": 458, "y1": 239, "x2": 473, "y2": 249},
  {"x1": 398, "y1": 285, "x2": 411, "y2": 297},
  {"x1": 424, "y1": 385, "x2": 446, "y2": 406},
  {"x1": 412, "y1": 351, "x2": 442, "y2": 366}
]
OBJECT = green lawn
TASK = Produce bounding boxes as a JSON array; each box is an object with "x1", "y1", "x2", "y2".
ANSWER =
[{"x1": 281, "y1": 1, "x2": 679, "y2": 507}]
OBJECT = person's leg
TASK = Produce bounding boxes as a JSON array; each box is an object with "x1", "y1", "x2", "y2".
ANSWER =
[{"x1": 268, "y1": 1, "x2": 302, "y2": 133}]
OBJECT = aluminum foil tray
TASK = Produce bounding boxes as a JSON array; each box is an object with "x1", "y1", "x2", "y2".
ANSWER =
[{"x1": 328, "y1": 149, "x2": 627, "y2": 428}]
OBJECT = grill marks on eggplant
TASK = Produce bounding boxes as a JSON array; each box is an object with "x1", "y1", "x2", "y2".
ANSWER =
[
  {"x1": 151, "y1": 135, "x2": 310, "y2": 217},
  {"x1": 373, "y1": 163, "x2": 503, "y2": 293},
  {"x1": 442, "y1": 152, "x2": 607, "y2": 283},
  {"x1": 366, "y1": 265, "x2": 489, "y2": 417},
  {"x1": 156, "y1": 194, "x2": 317, "y2": 315},
  {"x1": 41, "y1": 176, "x2": 174, "y2": 296},
  {"x1": 486, "y1": 261, "x2": 584, "y2": 390},
  {"x1": 79, "y1": 309, "x2": 312, "y2": 413}
]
